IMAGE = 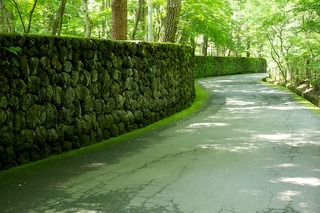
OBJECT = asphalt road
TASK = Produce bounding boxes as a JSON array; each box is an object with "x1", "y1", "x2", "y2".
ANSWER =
[{"x1": 0, "y1": 73, "x2": 320, "y2": 213}]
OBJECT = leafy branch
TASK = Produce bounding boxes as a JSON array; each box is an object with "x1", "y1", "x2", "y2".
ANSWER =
[{"x1": 3, "y1": 47, "x2": 22, "y2": 55}]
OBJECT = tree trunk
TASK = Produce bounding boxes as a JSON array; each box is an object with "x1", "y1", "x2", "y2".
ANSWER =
[
  {"x1": 190, "y1": 37, "x2": 196, "y2": 50},
  {"x1": 26, "y1": 0, "x2": 37, "y2": 33},
  {"x1": 178, "y1": 29, "x2": 188, "y2": 44},
  {"x1": 147, "y1": 0, "x2": 153, "y2": 41},
  {"x1": 161, "y1": 0, "x2": 181, "y2": 42},
  {"x1": 111, "y1": 0, "x2": 127, "y2": 40},
  {"x1": 154, "y1": 4, "x2": 164, "y2": 41},
  {"x1": 131, "y1": 0, "x2": 144, "y2": 39},
  {"x1": 82, "y1": 0, "x2": 93, "y2": 38},
  {"x1": 0, "y1": 0, "x2": 14, "y2": 32},
  {"x1": 12, "y1": 0, "x2": 26, "y2": 33},
  {"x1": 101, "y1": 0, "x2": 111, "y2": 38},
  {"x1": 246, "y1": 40, "x2": 251, "y2": 57},
  {"x1": 51, "y1": 0, "x2": 67, "y2": 36},
  {"x1": 11, "y1": 0, "x2": 37, "y2": 33},
  {"x1": 202, "y1": 35, "x2": 208, "y2": 56}
]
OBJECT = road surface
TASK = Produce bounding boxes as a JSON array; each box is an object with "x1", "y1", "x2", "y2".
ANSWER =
[{"x1": 0, "y1": 73, "x2": 319, "y2": 213}]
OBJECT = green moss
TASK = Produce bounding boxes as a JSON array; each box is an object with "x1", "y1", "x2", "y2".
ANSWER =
[{"x1": 194, "y1": 56, "x2": 267, "y2": 79}]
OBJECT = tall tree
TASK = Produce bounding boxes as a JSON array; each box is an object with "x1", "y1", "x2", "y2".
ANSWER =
[
  {"x1": 111, "y1": 0, "x2": 127, "y2": 40},
  {"x1": 147, "y1": 0, "x2": 153, "y2": 41},
  {"x1": 161, "y1": 0, "x2": 181, "y2": 42},
  {"x1": 131, "y1": 0, "x2": 146, "y2": 39},
  {"x1": 0, "y1": 0, "x2": 14, "y2": 32},
  {"x1": 82, "y1": 0, "x2": 93, "y2": 38},
  {"x1": 11, "y1": 0, "x2": 38, "y2": 33},
  {"x1": 51, "y1": 0, "x2": 67, "y2": 36}
]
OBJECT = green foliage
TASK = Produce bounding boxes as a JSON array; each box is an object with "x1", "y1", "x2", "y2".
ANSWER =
[
  {"x1": 4, "y1": 46, "x2": 22, "y2": 55},
  {"x1": 194, "y1": 56, "x2": 267, "y2": 79},
  {"x1": 180, "y1": 0, "x2": 232, "y2": 46}
]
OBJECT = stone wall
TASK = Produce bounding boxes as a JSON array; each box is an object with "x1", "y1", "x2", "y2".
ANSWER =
[
  {"x1": 194, "y1": 56, "x2": 267, "y2": 79},
  {"x1": 0, "y1": 34, "x2": 195, "y2": 170}
]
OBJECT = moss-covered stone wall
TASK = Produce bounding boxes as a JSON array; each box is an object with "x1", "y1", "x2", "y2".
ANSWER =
[
  {"x1": 0, "y1": 34, "x2": 195, "y2": 170},
  {"x1": 194, "y1": 56, "x2": 267, "y2": 79}
]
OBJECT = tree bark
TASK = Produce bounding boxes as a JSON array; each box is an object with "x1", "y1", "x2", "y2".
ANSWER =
[
  {"x1": 131, "y1": 0, "x2": 144, "y2": 39},
  {"x1": 51, "y1": 0, "x2": 67, "y2": 36},
  {"x1": 246, "y1": 40, "x2": 251, "y2": 57},
  {"x1": 202, "y1": 35, "x2": 208, "y2": 56},
  {"x1": 161, "y1": 0, "x2": 181, "y2": 42},
  {"x1": 82, "y1": 0, "x2": 93, "y2": 38},
  {"x1": 111, "y1": 0, "x2": 127, "y2": 40},
  {"x1": 26, "y1": 0, "x2": 37, "y2": 33},
  {"x1": 11, "y1": 0, "x2": 26, "y2": 33},
  {"x1": 0, "y1": 0, "x2": 14, "y2": 32},
  {"x1": 147, "y1": 0, "x2": 153, "y2": 41}
]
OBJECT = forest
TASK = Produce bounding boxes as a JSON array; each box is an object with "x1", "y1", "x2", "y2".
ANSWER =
[{"x1": 0, "y1": 0, "x2": 319, "y2": 91}]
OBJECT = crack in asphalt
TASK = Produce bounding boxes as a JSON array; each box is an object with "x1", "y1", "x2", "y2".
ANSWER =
[{"x1": 122, "y1": 149, "x2": 199, "y2": 212}]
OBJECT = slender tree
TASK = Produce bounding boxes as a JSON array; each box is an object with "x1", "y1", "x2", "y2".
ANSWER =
[
  {"x1": 0, "y1": 0, "x2": 14, "y2": 32},
  {"x1": 11, "y1": 0, "x2": 38, "y2": 33},
  {"x1": 51, "y1": 0, "x2": 67, "y2": 36},
  {"x1": 147, "y1": 0, "x2": 153, "y2": 41},
  {"x1": 82, "y1": 0, "x2": 93, "y2": 38},
  {"x1": 161, "y1": 0, "x2": 181, "y2": 42},
  {"x1": 111, "y1": 0, "x2": 127, "y2": 40},
  {"x1": 131, "y1": 0, "x2": 146, "y2": 39}
]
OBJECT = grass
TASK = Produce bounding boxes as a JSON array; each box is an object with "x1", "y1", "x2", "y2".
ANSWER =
[{"x1": 0, "y1": 83, "x2": 209, "y2": 177}]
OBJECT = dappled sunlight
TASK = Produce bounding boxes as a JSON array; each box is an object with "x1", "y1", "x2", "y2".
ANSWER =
[
  {"x1": 175, "y1": 128, "x2": 196, "y2": 133},
  {"x1": 239, "y1": 189, "x2": 263, "y2": 196},
  {"x1": 80, "y1": 163, "x2": 106, "y2": 168},
  {"x1": 260, "y1": 89, "x2": 291, "y2": 94},
  {"x1": 299, "y1": 202, "x2": 309, "y2": 208},
  {"x1": 175, "y1": 122, "x2": 229, "y2": 134},
  {"x1": 227, "y1": 106, "x2": 262, "y2": 114},
  {"x1": 257, "y1": 134, "x2": 292, "y2": 141},
  {"x1": 198, "y1": 142, "x2": 258, "y2": 153},
  {"x1": 276, "y1": 163, "x2": 296, "y2": 168},
  {"x1": 205, "y1": 115, "x2": 243, "y2": 120},
  {"x1": 226, "y1": 103, "x2": 312, "y2": 113},
  {"x1": 267, "y1": 105, "x2": 311, "y2": 110},
  {"x1": 264, "y1": 163, "x2": 297, "y2": 169},
  {"x1": 277, "y1": 190, "x2": 301, "y2": 201},
  {"x1": 187, "y1": 122, "x2": 228, "y2": 128},
  {"x1": 233, "y1": 128, "x2": 256, "y2": 133},
  {"x1": 254, "y1": 133, "x2": 320, "y2": 147},
  {"x1": 215, "y1": 79, "x2": 234, "y2": 83},
  {"x1": 272, "y1": 177, "x2": 320, "y2": 187},
  {"x1": 226, "y1": 97, "x2": 256, "y2": 106}
]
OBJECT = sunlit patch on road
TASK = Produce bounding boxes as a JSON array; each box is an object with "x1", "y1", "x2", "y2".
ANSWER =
[
  {"x1": 80, "y1": 163, "x2": 106, "y2": 168},
  {"x1": 254, "y1": 133, "x2": 320, "y2": 146},
  {"x1": 198, "y1": 142, "x2": 258, "y2": 153},
  {"x1": 187, "y1": 122, "x2": 228, "y2": 128},
  {"x1": 267, "y1": 105, "x2": 311, "y2": 110},
  {"x1": 226, "y1": 97, "x2": 256, "y2": 106},
  {"x1": 277, "y1": 190, "x2": 301, "y2": 201},
  {"x1": 276, "y1": 163, "x2": 296, "y2": 168},
  {"x1": 272, "y1": 177, "x2": 320, "y2": 187},
  {"x1": 256, "y1": 134, "x2": 292, "y2": 141}
]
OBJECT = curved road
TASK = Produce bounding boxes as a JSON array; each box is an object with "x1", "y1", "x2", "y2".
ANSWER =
[{"x1": 1, "y1": 73, "x2": 320, "y2": 212}]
